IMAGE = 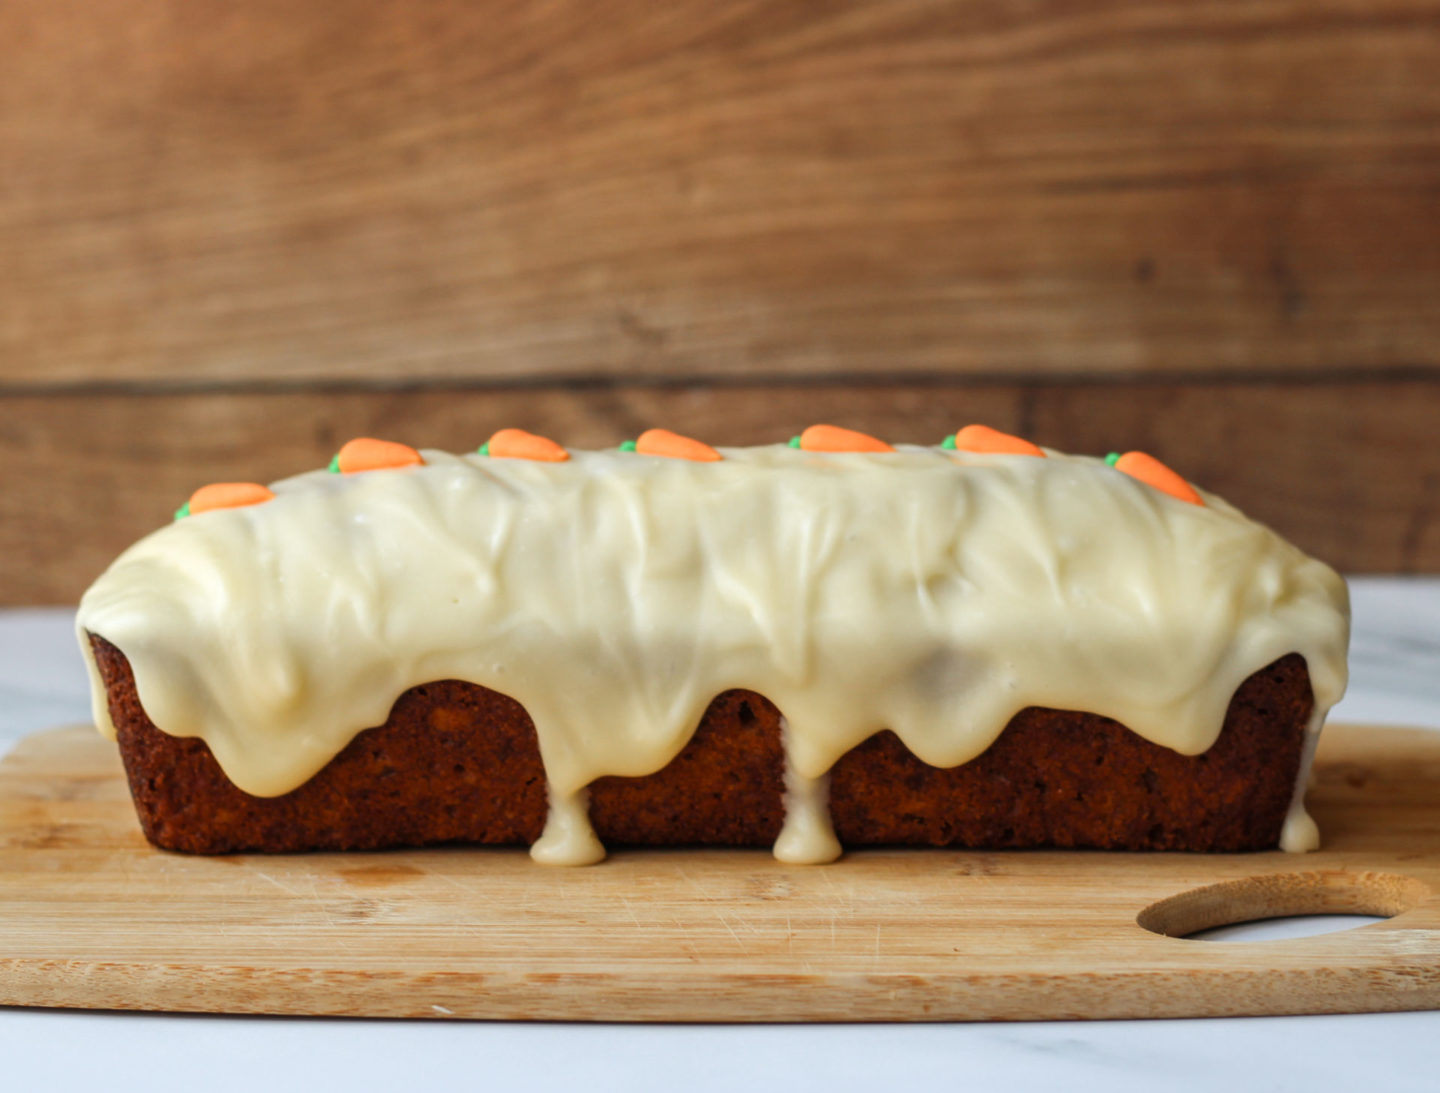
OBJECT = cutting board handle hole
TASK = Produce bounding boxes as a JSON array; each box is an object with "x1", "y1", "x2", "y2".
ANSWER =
[{"x1": 1136, "y1": 870, "x2": 1430, "y2": 941}]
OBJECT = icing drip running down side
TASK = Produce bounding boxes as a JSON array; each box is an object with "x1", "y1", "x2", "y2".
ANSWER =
[{"x1": 77, "y1": 444, "x2": 1350, "y2": 864}]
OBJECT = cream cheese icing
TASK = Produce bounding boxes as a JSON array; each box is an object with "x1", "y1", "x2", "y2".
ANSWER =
[{"x1": 77, "y1": 443, "x2": 1350, "y2": 864}]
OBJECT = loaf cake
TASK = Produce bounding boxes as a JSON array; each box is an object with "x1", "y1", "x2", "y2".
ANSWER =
[{"x1": 77, "y1": 425, "x2": 1350, "y2": 864}]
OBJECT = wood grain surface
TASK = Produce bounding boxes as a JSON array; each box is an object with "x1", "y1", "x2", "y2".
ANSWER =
[
  {"x1": 4, "y1": 0, "x2": 1440, "y2": 385},
  {"x1": 0, "y1": 722, "x2": 1436, "y2": 1021},
  {"x1": 2, "y1": 0, "x2": 1437, "y2": 599}
]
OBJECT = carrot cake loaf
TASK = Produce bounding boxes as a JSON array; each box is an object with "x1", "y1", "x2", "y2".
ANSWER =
[{"x1": 77, "y1": 425, "x2": 1350, "y2": 864}]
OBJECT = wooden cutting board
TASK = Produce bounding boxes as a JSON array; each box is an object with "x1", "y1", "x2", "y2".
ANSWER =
[{"x1": 1, "y1": 723, "x2": 1437, "y2": 1022}]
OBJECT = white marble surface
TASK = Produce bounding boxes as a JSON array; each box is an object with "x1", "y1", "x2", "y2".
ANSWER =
[{"x1": 1, "y1": 577, "x2": 1437, "y2": 1092}]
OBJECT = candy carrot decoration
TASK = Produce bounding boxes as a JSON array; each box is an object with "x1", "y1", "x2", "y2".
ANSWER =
[
  {"x1": 794, "y1": 425, "x2": 895, "y2": 453},
  {"x1": 482, "y1": 428, "x2": 570, "y2": 462},
  {"x1": 950, "y1": 424, "x2": 1045, "y2": 458},
  {"x1": 331, "y1": 438, "x2": 424, "y2": 474},
  {"x1": 176, "y1": 482, "x2": 275, "y2": 520},
  {"x1": 1107, "y1": 451, "x2": 1203, "y2": 506},
  {"x1": 635, "y1": 428, "x2": 722, "y2": 462}
]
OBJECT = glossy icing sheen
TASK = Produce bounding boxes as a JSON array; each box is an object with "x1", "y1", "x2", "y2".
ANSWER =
[{"x1": 77, "y1": 444, "x2": 1350, "y2": 864}]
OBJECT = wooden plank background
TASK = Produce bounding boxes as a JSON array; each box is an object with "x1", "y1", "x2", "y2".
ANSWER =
[{"x1": 3, "y1": 0, "x2": 1439, "y2": 602}]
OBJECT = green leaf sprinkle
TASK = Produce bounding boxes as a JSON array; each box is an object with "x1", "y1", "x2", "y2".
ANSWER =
[
  {"x1": 619, "y1": 439, "x2": 637, "y2": 452},
  {"x1": 328, "y1": 454, "x2": 341, "y2": 473},
  {"x1": 1105, "y1": 452, "x2": 1121, "y2": 467},
  {"x1": 478, "y1": 442, "x2": 490, "y2": 456},
  {"x1": 173, "y1": 502, "x2": 190, "y2": 521},
  {"x1": 941, "y1": 434, "x2": 957, "y2": 450},
  {"x1": 788, "y1": 436, "x2": 801, "y2": 448}
]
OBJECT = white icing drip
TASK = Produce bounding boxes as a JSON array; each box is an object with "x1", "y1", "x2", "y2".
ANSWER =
[
  {"x1": 76, "y1": 443, "x2": 1350, "y2": 860},
  {"x1": 531, "y1": 786, "x2": 606, "y2": 866},
  {"x1": 774, "y1": 718, "x2": 842, "y2": 865},
  {"x1": 1280, "y1": 706, "x2": 1329, "y2": 853}
]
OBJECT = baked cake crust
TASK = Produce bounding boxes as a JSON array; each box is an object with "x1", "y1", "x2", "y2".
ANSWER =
[{"x1": 91, "y1": 635, "x2": 1310, "y2": 855}]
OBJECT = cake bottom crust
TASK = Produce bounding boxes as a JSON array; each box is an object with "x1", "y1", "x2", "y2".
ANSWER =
[{"x1": 89, "y1": 636, "x2": 1313, "y2": 855}]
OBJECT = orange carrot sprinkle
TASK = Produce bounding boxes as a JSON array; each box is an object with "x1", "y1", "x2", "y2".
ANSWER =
[
  {"x1": 1113, "y1": 451, "x2": 1203, "y2": 506},
  {"x1": 952, "y1": 424, "x2": 1045, "y2": 458},
  {"x1": 334, "y1": 437, "x2": 424, "y2": 474},
  {"x1": 635, "y1": 428, "x2": 722, "y2": 462},
  {"x1": 484, "y1": 428, "x2": 570, "y2": 462},
  {"x1": 187, "y1": 482, "x2": 276, "y2": 515},
  {"x1": 797, "y1": 424, "x2": 895, "y2": 453}
]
